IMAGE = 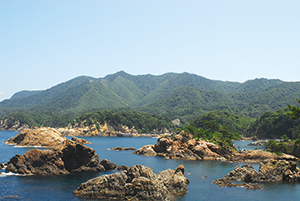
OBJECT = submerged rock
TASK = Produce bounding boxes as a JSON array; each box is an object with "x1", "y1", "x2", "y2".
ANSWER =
[
  {"x1": 213, "y1": 159, "x2": 300, "y2": 189},
  {"x1": 5, "y1": 140, "x2": 116, "y2": 175},
  {"x1": 73, "y1": 164, "x2": 189, "y2": 201},
  {"x1": 4, "y1": 127, "x2": 66, "y2": 147}
]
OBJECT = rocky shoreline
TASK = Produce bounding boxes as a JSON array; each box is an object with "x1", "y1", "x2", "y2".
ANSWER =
[{"x1": 0, "y1": 118, "x2": 171, "y2": 138}]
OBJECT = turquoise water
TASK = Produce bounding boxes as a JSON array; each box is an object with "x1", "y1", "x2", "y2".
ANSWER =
[{"x1": 1, "y1": 131, "x2": 300, "y2": 201}]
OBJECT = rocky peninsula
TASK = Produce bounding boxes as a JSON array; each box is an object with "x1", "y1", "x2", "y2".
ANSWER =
[
  {"x1": 133, "y1": 133, "x2": 298, "y2": 162},
  {"x1": 73, "y1": 164, "x2": 189, "y2": 201},
  {"x1": 213, "y1": 159, "x2": 300, "y2": 189}
]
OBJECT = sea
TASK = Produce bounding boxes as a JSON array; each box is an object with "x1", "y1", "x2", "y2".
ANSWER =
[{"x1": 1, "y1": 131, "x2": 300, "y2": 201}]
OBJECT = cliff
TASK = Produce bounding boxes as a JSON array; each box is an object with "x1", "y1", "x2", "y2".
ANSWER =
[{"x1": 0, "y1": 119, "x2": 28, "y2": 131}]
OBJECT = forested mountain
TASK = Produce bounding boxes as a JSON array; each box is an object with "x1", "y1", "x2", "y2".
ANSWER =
[
  {"x1": 246, "y1": 109, "x2": 300, "y2": 139},
  {"x1": 0, "y1": 71, "x2": 299, "y2": 123}
]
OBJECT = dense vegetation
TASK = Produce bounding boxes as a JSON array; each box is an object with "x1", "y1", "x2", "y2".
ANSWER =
[
  {"x1": 192, "y1": 111, "x2": 255, "y2": 135},
  {"x1": 0, "y1": 111, "x2": 75, "y2": 128},
  {"x1": 75, "y1": 110, "x2": 175, "y2": 133},
  {"x1": 179, "y1": 120, "x2": 241, "y2": 151},
  {"x1": 264, "y1": 100, "x2": 300, "y2": 157},
  {"x1": 1, "y1": 72, "x2": 300, "y2": 124},
  {"x1": 246, "y1": 109, "x2": 300, "y2": 139}
]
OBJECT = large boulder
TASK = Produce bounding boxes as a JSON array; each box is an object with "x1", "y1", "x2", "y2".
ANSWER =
[
  {"x1": 133, "y1": 145, "x2": 157, "y2": 156},
  {"x1": 5, "y1": 149, "x2": 69, "y2": 175},
  {"x1": 4, "y1": 127, "x2": 66, "y2": 147},
  {"x1": 5, "y1": 140, "x2": 115, "y2": 175},
  {"x1": 73, "y1": 164, "x2": 189, "y2": 200}
]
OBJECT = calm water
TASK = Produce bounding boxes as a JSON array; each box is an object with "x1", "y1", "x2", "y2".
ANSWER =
[{"x1": 1, "y1": 131, "x2": 300, "y2": 201}]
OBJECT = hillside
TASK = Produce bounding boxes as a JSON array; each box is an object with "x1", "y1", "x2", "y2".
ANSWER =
[{"x1": 0, "y1": 71, "x2": 299, "y2": 123}]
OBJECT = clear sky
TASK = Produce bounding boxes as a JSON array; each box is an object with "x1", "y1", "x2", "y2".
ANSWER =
[{"x1": 0, "y1": 0, "x2": 299, "y2": 101}]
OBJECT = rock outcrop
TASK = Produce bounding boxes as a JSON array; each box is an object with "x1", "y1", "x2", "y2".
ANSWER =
[
  {"x1": 4, "y1": 127, "x2": 66, "y2": 147},
  {"x1": 0, "y1": 119, "x2": 29, "y2": 131},
  {"x1": 230, "y1": 150, "x2": 298, "y2": 163},
  {"x1": 5, "y1": 140, "x2": 117, "y2": 175},
  {"x1": 71, "y1": 137, "x2": 91, "y2": 144},
  {"x1": 73, "y1": 164, "x2": 189, "y2": 201},
  {"x1": 134, "y1": 133, "x2": 231, "y2": 161},
  {"x1": 247, "y1": 140, "x2": 268, "y2": 146},
  {"x1": 213, "y1": 159, "x2": 300, "y2": 189},
  {"x1": 133, "y1": 145, "x2": 157, "y2": 156},
  {"x1": 109, "y1": 146, "x2": 136, "y2": 151},
  {"x1": 134, "y1": 133, "x2": 298, "y2": 162},
  {"x1": 57, "y1": 121, "x2": 140, "y2": 137}
]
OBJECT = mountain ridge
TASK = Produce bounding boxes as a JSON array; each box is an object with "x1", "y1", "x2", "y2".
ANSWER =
[{"x1": 0, "y1": 71, "x2": 298, "y2": 121}]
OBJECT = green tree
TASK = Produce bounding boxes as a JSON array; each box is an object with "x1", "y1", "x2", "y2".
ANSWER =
[{"x1": 288, "y1": 99, "x2": 300, "y2": 119}]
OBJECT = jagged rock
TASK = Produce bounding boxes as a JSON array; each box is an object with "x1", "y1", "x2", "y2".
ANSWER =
[
  {"x1": 133, "y1": 145, "x2": 157, "y2": 156},
  {"x1": 73, "y1": 164, "x2": 189, "y2": 200},
  {"x1": 100, "y1": 158, "x2": 118, "y2": 170},
  {"x1": 109, "y1": 146, "x2": 136, "y2": 151},
  {"x1": 134, "y1": 133, "x2": 298, "y2": 162},
  {"x1": 213, "y1": 159, "x2": 300, "y2": 189},
  {"x1": 135, "y1": 133, "x2": 229, "y2": 161},
  {"x1": 4, "y1": 127, "x2": 66, "y2": 147},
  {"x1": 71, "y1": 137, "x2": 91, "y2": 144},
  {"x1": 247, "y1": 140, "x2": 268, "y2": 146},
  {"x1": 0, "y1": 163, "x2": 4, "y2": 169},
  {"x1": 5, "y1": 140, "x2": 112, "y2": 175},
  {"x1": 213, "y1": 178, "x2": 263, "y2": 189},
  {"x1": 117, "y1": 165, "x2": 129, "y2": 171}
]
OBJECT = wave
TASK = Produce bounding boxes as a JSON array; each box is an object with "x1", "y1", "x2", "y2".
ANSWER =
[
  {"x1": 0, "y1": 172, "x2": 33, "y2": 177},
  {"x1": 13, "y1": 145, "x2": 48, "y2": 149}
]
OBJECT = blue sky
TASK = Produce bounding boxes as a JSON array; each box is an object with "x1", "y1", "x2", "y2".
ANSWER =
[{"x1": 0, "y1": 0, "x2": 299, "y2": 101}]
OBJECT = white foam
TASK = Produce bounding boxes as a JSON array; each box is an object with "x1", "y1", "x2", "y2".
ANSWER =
[
  {"x1": 0, "y1": 172, "x2": 32, "y2": 177},
  {"x1": 13, "y1": 145, "x2": 45, "y2": 148}
]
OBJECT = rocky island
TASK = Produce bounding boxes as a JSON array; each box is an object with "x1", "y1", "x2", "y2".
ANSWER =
[
  {"x1": 5, "y1": 139, "x2": 117, "y2": 175},
  {"x1": 73, "y1": 164, "x2": 189, "y2": 201},
  {"x1": 4, "y1": 127, "x2": 67, "y2": 147},
  {"x1": 133, "y1": 132, "x2": 298, "y2": 162},
  {"x1": 213, "y1": 159, "x2": 300, "y2": 189}
]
